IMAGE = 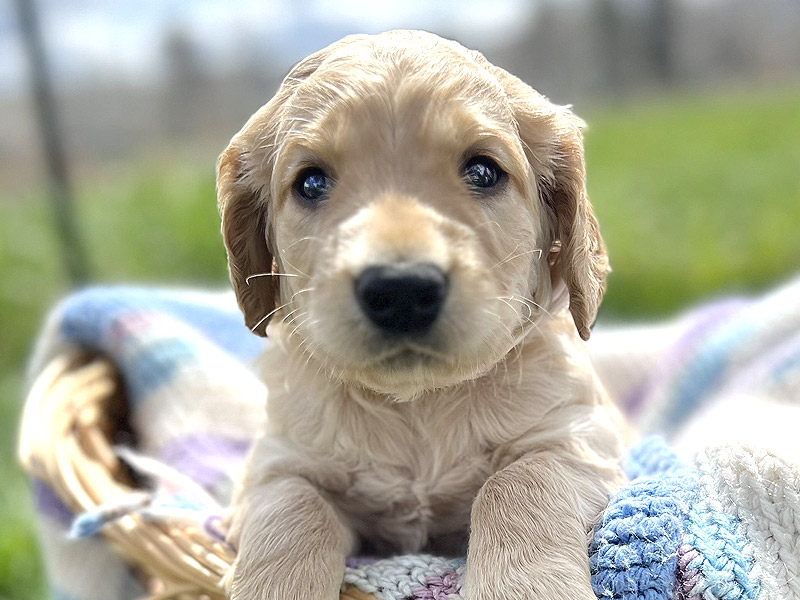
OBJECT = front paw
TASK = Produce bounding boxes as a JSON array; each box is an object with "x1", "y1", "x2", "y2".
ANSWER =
[
  {"x1": 223, "y1": 547, "x2": 344, "y2": 600},
  {"x1": 222, "y1": 477, "x2": 355, "y2": 600},
  {"x1": 465, "y1": 560, "x2": 596, "y2": 600}
]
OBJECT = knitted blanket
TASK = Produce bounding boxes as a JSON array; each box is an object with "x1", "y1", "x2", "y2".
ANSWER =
[{"x1": 24, "y1": 276, "x2": 800, "y2": 600}]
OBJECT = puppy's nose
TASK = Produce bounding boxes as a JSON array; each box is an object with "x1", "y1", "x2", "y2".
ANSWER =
[{"x1": 355, "y1": 263, "x2": 448, "y2": 336}]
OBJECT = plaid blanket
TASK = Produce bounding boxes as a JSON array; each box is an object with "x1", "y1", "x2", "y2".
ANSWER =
[{"x1": 24, "y1": 276, "x2": 800, "y2": 600}]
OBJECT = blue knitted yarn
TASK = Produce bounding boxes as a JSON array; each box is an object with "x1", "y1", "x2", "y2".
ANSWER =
[
  {"x1": 342, "y1": 555, "x2": 464, "y2": 600},
  {"x1": 58, "y1": 286, "x2": 264, "y2": 362},
  {"x1": 57, "y1": 286, "x2": 266, "y2": 401},
  {"x1": 684, "y1": 502, "x2": 759, "y2": 600},
  {"x1": 623, "y1": 436, "x2": 688, "y2": 480},
  {"x1": 590, "y1": 438, "x2": 698, "y2": 599}
]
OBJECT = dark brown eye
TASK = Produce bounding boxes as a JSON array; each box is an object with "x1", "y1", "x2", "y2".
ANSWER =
[
  {"x1": 463, "y1": 156, "x2": 503, "y2": 189},
  {"x1": 293, "y1": 167, "x2": 330, "y2": 204}
]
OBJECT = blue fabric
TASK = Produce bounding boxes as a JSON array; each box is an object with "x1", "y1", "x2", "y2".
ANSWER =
[
  {"x1": 59, "y1": 286, "x2": 264, "y2": 362},
  {"x1": 590, "y1": 438, "x2": 698, "y2": 599},
  {"x1": 33, "y1": 281, "x2": 800, "y2": 600},
  {"x1": 684, "y1": 496, "x2": 759, "y2": 599}
]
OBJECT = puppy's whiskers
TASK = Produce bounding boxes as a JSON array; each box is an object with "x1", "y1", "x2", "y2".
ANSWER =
[
  {"x1": 474, "y1": 220, "x2": 503, "y2": 233},
  {"x1": 245, "y1": 272, "x2": 305, "y2": 285},
  {"x1": 499, "y1": 295, "x2": 533, "y2": 321},
  {"x1": 248, "y1": 287, "x2": 315, "y2": 333},
  {"x1": 289, "y1": 316, "x2": 315, "y2": 340},
  {"x1": 297, "y1": 335, "x2": 323, "y2": 363},
  {"x1": 281, "y1": 306, "x2": 300, "y2": 325},
  {"x1": 282, "y1": 236, "x2": 322, "y2": 253},
  {"x1": 511, "y1": 295, "x2": 552, "y2": 318},
  {"x1": 494, "y1": 296, "x2": 522, "y2": 320},
  {"x1": 290, "y1": 286, "x2": 315, "y2": 302},
  {"x1": 249, "y1": 299, "x2": 293, "y2": 332},
  {"x1": 481, "y1": 307, "x2": 518, "y2": 346},
  {"x1": 281, "y1": 310, "x2": 313, "y2": 342},
  {"x1": 489, "y1": 296, "x2": 544, "y2": 346},
  {"x1": 281, "y1": 255, "x2": 312, "y2": 278},
  {"x1": 282, "y1": 310, "x2": 308, "y2": 328},
  {"x1": 493, "y1": 248, "x2": 543, "y2": 269}
]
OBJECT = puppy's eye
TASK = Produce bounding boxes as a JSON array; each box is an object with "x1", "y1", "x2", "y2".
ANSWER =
[
  {"x1": 463, "y1": 156, "x2": 502, "y2": 189},
  {"x1": 293, "y1": 167, "x2": 331, "y2": 204}
]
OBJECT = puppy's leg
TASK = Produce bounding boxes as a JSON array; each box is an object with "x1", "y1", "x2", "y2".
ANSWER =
[
  {"x1": 224, "y1": 477, "x2": 355, "y2": 600},
  {"x1": 466, "y1": 453, "x2": 618, "y2": 600}
]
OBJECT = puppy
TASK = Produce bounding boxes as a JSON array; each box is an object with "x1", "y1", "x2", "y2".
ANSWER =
[{"x1": 218, "y1": 30, "x2": 625, "y2": 600}]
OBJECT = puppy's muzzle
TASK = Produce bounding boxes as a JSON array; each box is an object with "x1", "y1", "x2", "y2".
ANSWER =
[{"x1": 355, "y1": 263, "x2": 448, "y2": 336}]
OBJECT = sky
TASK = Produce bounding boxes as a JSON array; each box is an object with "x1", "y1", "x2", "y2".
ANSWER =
[{"x1": 1, "y1": 0, "x2": 539, "y2": 97}]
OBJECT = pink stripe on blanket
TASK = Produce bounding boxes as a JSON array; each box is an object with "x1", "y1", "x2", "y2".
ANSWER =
[
  {"x1": 676, "y1": 541, "x2": 703, "y2": 600},
  {"x1": 32, "y1": 478, "x2": 74, "y2": 527},
  {"x1": 412, "y1": 567, "x2": 461, "y2": 599},
  {"x1": 624, "y1": 299, "x2": 748, "y2": 419},
  {"x1": 158, "y1": 434, "x2": 251, "y2": 499}
]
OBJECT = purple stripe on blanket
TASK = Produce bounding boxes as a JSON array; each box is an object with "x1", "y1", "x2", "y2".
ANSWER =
[
  {"x1": 676, "y1": 542, "x2": 702, "y2": 600},
  {"x1": 411, "y1": 567, "x2": 461, "y2": 599},
  {"x1": 32, "y1": 478, "x2": 74, "y2": 528},
  {"x1": 770, "y1": 329, "x2": 800, "y2": 385},
  {"x1": 158, "y1": 434, "x2": 252, "y2": 495},
  {"x1": 661, "y1": 304, "x2": 767, "y2": 433},
  {"x1": 346, "y1": 557, "x2": 377, "y2": 568},
  {"x1": 714, "y1": 327, "x2": 800, "y2": 396},
  {"x1": 625, "y1": 299, "x2": 748, "y2": 421}
]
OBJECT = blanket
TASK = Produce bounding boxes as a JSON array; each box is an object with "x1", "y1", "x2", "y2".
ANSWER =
[{"x1": 24, "y1": 276, "x2": 800, "y2": 600}]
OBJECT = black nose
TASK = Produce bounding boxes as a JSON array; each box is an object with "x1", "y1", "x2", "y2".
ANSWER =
[{"x1": 355, "y1": 263, "x2": 448, "y2": 336}]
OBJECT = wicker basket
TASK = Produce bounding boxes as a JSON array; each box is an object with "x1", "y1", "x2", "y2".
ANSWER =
[{"x1": 18, "y1": 352, "x2": 373, "y2": 600}]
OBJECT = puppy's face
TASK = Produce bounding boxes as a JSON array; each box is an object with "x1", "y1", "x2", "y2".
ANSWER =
[{"x1": 218, "y1": 31, "x2": 608, "y2": 398}]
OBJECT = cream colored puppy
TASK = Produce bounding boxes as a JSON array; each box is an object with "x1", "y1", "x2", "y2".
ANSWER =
[{"x1": 218, "y1": 30, "x2": 625, "y2": 600}]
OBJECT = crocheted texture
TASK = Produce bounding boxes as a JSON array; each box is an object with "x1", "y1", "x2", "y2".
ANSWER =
[
  {"x1": 682, "y1": 467, "x2": 759, "y2": 600},
  {"x1": 676, "y1": 543, "x2": 702, "y2": 600},
  {"x1": 620, "y1": 277, "x2": 800, "y2": 437},
  {"x1": 590, "y1": 438, "x2": 698, "y2": 600},
  {"x1": 697, "y1": 445, "x2": 800, "y2": 599},
  {"x1": 25, "y1": 281, "x2": 800, "y2": 600},
  {"x1": 342, "y1": 556, "x2": 465, "y2": 600}
]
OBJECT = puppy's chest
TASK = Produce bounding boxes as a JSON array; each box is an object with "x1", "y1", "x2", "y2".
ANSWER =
[
  {"x1": 328, "y1": 434, "x2": 492, "y2": 554},
  {"x1": 268, "y1": 373, "x2": 538, "y2": 553}
]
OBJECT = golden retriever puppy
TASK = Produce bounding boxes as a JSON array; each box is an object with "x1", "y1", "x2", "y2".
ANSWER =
[{"x1": 218, "y1": 29, "x2": 625, "y2": 600}]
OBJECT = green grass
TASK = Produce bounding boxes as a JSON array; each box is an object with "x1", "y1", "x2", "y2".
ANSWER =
[
  {"x1": 585, "y1": 87, "x2": 800, "y2": 317},
  {"x1": 0, "y1": 161, "x2": 228, "y2": 600},
  {"x1": 1, "y1": 85, "x2": 799, "y2": 598},
  {"x1": 0, "y1": 195, "x2": 63, "y2": 600}
]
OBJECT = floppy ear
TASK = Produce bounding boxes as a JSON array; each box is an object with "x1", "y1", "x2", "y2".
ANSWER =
[
  {"x1": 490, "y1": 69, "x2": 609, "y2": 340},
  {"x1": 217, "y1": 35, "x2": 374, "y2": 336},
  {"x1": 539, "y1": 114, "x2": 609, "y2": 341},
  {"x1": 217, "y1": 143, "x2": 276, "y2": 337}
]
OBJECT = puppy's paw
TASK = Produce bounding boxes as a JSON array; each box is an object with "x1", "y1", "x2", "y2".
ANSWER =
[
  {"x1": 223, "y1": 477, "x2": 354, "y2": 600},
  {"x1": 465, "y1": 565, "x2": 596, "y2": 600},
  {"x1": 223, "y1": 548, "x2": 344, "y2": 600}
]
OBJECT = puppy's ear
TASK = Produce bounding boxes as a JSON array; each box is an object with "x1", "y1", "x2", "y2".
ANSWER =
[
  {"x1": 217, "y1": 143, "x2": 276, "y2": 337},
  {"x1": 217, "y1": 40, "x2": 358, "y2": 335},
  {"x1": 218, "y1": 37, "x2": 374, "y2": 335},
  {"x1": 538, "y1": 108, "x2": 608, "y2": 341},
  {"x1": 493, "y1": 70, "x2": 609, "y2": 340}
]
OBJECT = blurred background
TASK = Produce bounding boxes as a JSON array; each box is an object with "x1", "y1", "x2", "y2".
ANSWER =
[{"x1": 1, "y1": 0, "x2": 799, "y2": 597}]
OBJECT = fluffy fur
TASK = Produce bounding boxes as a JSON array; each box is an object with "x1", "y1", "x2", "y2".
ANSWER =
[{"x1": 218, "y1": 30, "x2": 625, "y2": 600}]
